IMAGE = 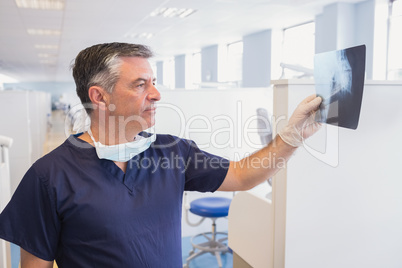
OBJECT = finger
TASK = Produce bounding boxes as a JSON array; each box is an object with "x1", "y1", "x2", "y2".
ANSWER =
[
  {"x1": 303, "y1": 94, "x2": 317, "y2": 104},
  {"x1": 304, "y1": 96, "x2": 322, "y2": 112}
]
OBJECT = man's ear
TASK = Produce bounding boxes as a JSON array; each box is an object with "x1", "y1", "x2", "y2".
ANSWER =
[{"x1": 88, "y1": 86, "x2": 108, "y2": 111}]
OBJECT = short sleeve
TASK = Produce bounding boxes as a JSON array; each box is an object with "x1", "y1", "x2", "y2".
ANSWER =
[
  {"x1": 0, "y1": 165, "x2": 60, "y2": 261},
  {"x1": 184, "y1": 140, "x2": 230, "y2": 192}
]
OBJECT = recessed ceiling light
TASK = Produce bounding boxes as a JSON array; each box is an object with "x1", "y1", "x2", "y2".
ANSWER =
[
  {"x1": 150, "y1": 7, "x2": 196, "y2": 18},
  {"x1": 15, "y1": 0, "x2": 64, "y2": 10},
  {"x1": 139, "y1": 32, "x2": 153, "y2": 39},
  {"x1": 38, "y1": 53, "x2": 57, "y2": 58},
  {"x1": 178, "y1": 9, "x2": 196, "y2": 18},
  {"x1": 35, "y1": 44, "x2": 58, "y2": 49},
  {"x1": 124, "y1": 32, "x2": 154, "y2": 39},
  {"x1": 27, "y1": 29, "x2": 61, "y2": 36},
  {"x1": 39, "y1": 59, "x2": 56, "y2": 64}
]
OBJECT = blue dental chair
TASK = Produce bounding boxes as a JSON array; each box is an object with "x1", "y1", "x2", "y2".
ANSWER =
[{"x1": 183, "y1": 193, "x2": 232, "y2": 268}]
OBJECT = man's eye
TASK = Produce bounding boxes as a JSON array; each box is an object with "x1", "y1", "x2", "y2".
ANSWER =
[{"x1": 137, "y1": 83, "x2": 145, "y2": 88}]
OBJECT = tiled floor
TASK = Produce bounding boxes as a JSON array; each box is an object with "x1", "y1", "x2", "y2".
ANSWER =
[{"x1": 182, "y1": 236, "x2": 233, "y2": 268}]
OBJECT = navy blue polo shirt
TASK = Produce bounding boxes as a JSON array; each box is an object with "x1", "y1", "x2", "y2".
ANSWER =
[{"x1": 0, "y1": 134, "x2": 229, "y2": 267}]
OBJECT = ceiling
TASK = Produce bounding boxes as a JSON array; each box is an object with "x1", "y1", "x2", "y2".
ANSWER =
[{"x1": 0, "y1": 0, "x2": 364, "y2": 83}]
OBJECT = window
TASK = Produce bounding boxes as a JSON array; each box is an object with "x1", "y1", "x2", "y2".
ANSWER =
[
  {"x1": 281, "y1": 21, "x2": 315, "y2": 79},
  {"x1": 185, "y1": 52, "x2": 201, "y2": 89},
  {"x1": 226, "y1": 41, "x2": 243, "y2": 85},
  {"x1": 163, "y1": 58, "x2": 175, "y2": 89},
  {"x1": 217, "y1": 44, "x2": 227, "y2": 83},
  {"x1": 150, "y1": 62, "x2": 157, "y2": 79},
  {"x1": 217, "y1": 42, "x2": 243, "y2": 87},
  {"x1": 388, "y1": 0, "x2": 402, "y2": 79}
]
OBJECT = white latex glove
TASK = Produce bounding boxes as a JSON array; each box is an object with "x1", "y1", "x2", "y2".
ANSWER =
[{"x1": 278, "y1": 95, "x2": 322, "y2": 147}]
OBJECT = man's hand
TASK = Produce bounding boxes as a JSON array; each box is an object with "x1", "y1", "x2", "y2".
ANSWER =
[
  {"x1": 218, "y1": 95, "x2": 322, "y2": 192},
  {"x1": 278, "y1": 95, "x2": 322, "y2": 147}
]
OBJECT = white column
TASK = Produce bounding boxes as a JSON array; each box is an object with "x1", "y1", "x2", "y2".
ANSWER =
[
  {"x1": 242, "y1": 30, "x2": 272, "y2": 87},
  {"x1": 174, "y1": 55, "x2": 186, "y2": 88},
  {"x1": 156, "y1": 61, "x2": 164, "y2": 85}
]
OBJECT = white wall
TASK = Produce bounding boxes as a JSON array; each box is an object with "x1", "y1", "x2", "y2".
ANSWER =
[
  {"x1": 0, "y1": 138, "x2": 12, "y2": 268},
  {"x1": 0, "y1": 91, "x2": 32, "y2": 194},
  {"x1": 28, "y1": 91, "x2": 50, "y2": 162},
  {"x1": 0, "y1": 90, "x2": 50, "y2": 194},
  {"x1": 273, "y1": 80, "x2": 402, "y2": 268}
]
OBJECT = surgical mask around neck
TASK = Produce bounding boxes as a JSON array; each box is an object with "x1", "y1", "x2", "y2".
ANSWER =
[{"x1": 87, "y1": 128, "x2": 156, "y2": 162}]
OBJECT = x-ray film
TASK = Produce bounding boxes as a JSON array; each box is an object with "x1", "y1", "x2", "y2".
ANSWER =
[{"x1": 314, "y1": 45, "x2": 366, "y2": 129}]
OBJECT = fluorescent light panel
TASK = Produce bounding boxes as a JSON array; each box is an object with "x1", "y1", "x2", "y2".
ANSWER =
[
  {"x1": 125, "y1": 32, "x2": 154, "y2": 39},
  {"x1": 150, "y1": 7, "x2": 196, "y2": 18},
  {"x1": 38, "y1": 53, "x2": 57, "y2": 58},
  {"x1": 39, "y1": 59, "x2": 56, "y2": 64},
  {"x1": 179, "y1": 9, "x2": 196, "y2": 18},
  {"x1": 15, "y1": 0, "x2": 64, "y2": 10},
  {"x1": 35, "y1": 44, "x2": 58, "y2": 49},
  {"x1": 27, "y1": 28, "x2": 61, "y2": 36}
]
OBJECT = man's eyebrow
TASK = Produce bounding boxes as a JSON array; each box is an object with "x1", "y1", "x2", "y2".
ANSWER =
[
  {"x1": 132, "y1": 77, "x2": 156, "y2": 83},
  {"x1": 133, "y1": 78, "x2": 146, "y2": 83},
  {"x1": 129, "y1": 77, "x2": 157, "y2": 87}
]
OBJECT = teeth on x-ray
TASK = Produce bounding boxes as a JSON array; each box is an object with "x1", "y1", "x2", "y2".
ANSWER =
[{"x1": 314, "y1": 45, "x2": 366, "y2": 130}]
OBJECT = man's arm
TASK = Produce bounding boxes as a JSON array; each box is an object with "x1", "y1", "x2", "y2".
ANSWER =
[
  {"x1": 218, "y1": 135, "x2": 295, "y2": 191},
  {"x1": 218, "y1": 95, "x2": 322, "y2": 191},
  {"x1": 20, "y1": 248, "x2": 53, "y2": 268}
]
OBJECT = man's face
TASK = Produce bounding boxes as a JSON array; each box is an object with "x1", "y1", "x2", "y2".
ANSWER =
[{"x1": 106, "y1": 57, "x2": 161, "y2": 134}]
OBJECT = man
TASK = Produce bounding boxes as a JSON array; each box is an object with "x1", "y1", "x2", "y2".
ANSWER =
[{"x1": 0, "y1": 43, "x2": 321, "y2": 267}]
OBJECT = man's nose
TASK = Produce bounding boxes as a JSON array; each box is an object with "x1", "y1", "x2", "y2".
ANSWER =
[{"x1": 148, "y1": 84, "x2": 161, "y2": 102}]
